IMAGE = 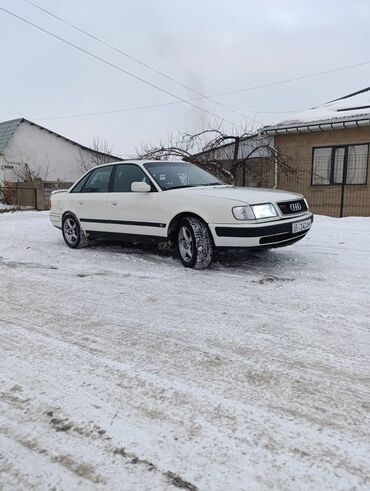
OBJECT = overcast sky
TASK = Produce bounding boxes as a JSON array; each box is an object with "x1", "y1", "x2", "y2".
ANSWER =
[{"x1": 1, "y1": 0, "x2": 370, "y2": 157}]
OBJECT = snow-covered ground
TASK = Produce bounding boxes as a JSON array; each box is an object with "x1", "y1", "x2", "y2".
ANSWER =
[
  {"x1": 0, "y1": 203, "x2": 33, "y2": 213},
  {"x1": 0, "y1": 211, "x2": 369, "y2": 491},
  {"x1": 0, "y1": 203, "x2": 17, "y2": 212}
]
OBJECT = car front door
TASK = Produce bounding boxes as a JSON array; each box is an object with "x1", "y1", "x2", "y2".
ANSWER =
[{"x1": 108, "y1": 164, "x2": 164, "y2": 238}]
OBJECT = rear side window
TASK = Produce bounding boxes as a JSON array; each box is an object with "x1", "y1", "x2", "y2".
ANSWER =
[
  {"x1": 71, "y1": 172, "x2": 91, "y2": 193},
  {"x1": 82, "y1": 166, "x2": 113, "y2": 193},
  {"x1": 112, "y1": 164, "x2": 152, "y2": 192}
]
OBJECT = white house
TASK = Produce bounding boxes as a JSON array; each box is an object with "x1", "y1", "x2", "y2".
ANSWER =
[{"x1": 0, "y1": 118, "x2": 120, "y2": 190}]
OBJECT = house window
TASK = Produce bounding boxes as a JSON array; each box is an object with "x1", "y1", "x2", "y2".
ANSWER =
[{"x1": 312, "y1": 144, "x2": 369, "y2": 185}]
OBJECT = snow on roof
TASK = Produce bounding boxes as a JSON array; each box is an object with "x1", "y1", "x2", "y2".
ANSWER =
[{"x1": 268, "y1": 86, "x2": 370, "y2": 130}]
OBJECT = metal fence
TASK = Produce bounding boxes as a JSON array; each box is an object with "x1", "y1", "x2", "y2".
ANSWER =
[
  {"x1": 1, "y1": 164, "x2": 369, "y2": 217},
  {"x1": 239, "y1": 156, "x2": 370, "y2": 217}
]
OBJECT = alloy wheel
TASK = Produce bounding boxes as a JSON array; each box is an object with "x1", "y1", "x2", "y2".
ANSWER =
[
  {"x1": 63, "y1": 217, "x2": 79, "y2": 245},
  {"x1": 178, "y1": 225, "x2": 194, "y2": 263}
]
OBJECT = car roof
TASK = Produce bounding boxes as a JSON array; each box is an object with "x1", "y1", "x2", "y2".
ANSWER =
[{"x1": 95, "y1": 160, "x2": 186, "y2": 169}]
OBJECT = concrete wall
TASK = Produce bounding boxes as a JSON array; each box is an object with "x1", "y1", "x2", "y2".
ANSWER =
[
  {"x1": 4, "y1": 179, "x2": 73, "y2": 210},
  {"x1": 275, "y1": 126, "x2": 370, "y2": 217},
  {"x1": 2, "y1": 120, "x2": 119, "y2": 183},
  {"x1": 197, "y1": 135, "x2": 275, "y2": 161}
]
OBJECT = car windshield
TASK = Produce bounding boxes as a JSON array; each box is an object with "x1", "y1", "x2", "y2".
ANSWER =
[{"x1": 144, "y1": 162, "x2": 224, "y2": 191}]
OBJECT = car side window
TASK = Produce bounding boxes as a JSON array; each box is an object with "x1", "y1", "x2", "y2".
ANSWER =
[
  {"x1": 82, "y1": 166, "x2": 113, "y2": 193},
  {"x1": 70, "y1": 172, "x2": 91, "y2": 193},
  {"x1": 112, "y1": 164, "x2": 152, "y2": 192}
]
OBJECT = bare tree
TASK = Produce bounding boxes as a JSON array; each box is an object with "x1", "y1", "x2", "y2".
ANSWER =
[
  {"x1": 13, "y1": 162, "x2": 50, "y2": 182},
  {"x1": 77, "y1": 137, "x2": 116, "y2": 173},
  {"x1": 136, "y1": 125, "x2": 294, "y2": 185}
]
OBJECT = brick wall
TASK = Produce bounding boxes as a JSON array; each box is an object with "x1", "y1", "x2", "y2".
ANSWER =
[{"x1": 275, "y1": 126, "x2": 370, "y2": 217}]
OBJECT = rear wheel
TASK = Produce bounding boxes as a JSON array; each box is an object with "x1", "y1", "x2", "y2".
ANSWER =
[
  {"x1": 62, "y1": 215, "x2": 89, "y2": 249},
  {"x1": 177, "y1": 217, "x2": 213, "y2": 269}
]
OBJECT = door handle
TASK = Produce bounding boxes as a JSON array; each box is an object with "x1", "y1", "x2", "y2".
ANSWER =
[
  {"x1": 111, "y1": 201, "x2": 118, "y2": 206},
  {"x1": 78, "y1": 201, "x2": 83, "y2": 205}
]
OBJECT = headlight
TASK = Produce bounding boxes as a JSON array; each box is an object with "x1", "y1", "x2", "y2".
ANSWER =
[
  {"x1": 251, "y1": 203, "x2": 277, "y2": 219},
  {"x1": 232, "y1": 205, "x2": 255, "y2": 221}
]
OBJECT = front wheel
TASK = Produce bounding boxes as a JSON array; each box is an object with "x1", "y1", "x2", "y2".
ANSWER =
[
  {"x1": 62, "y1": 215, "x2": 89, "y2": 249},
  {"x1": 177, "y1": 217, "x2": 213, "y2": 269}
]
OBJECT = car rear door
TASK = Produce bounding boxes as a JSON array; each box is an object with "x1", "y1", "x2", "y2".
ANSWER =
[
  {"x1": 70, "y1": 165, "x2": 114, "y2": 232},
  {"x1": 108, "y1": 163, "x2": 164, "y2": 238}
]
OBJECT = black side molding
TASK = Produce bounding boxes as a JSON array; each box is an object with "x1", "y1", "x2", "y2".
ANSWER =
[
  {"x1": 86, "y1": 230, "x2": 162, "y2": 243},
  {"x1": 80, "y1": 218, "x2": 166, "y2": 228}
]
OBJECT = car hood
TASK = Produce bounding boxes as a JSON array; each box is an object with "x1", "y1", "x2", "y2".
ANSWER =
[{"x1": 183, "y1": 186, "x2": 302, "y2": 204}]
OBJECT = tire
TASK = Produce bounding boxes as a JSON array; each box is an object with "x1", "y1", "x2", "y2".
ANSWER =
[
  {"x1": 62, "y1": 214, "x2": 89, "y2": 249},
  {"x1": 177, "y1": 216, "x2": 213, "y2": 269}
]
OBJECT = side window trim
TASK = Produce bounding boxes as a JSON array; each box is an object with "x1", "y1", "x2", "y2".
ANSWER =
[
  {"x1": 80, "y1": 170, "x2": 93, "y2": 193},
  {"x1": 108, "y1": 165, "x2": 117, "y2": 192},
  {"x1": 140, "y1": 164, "x2": 160, "y2": 192},
  {"x1": 71, "y1": 164, "x2": 160, "y2": 193}
]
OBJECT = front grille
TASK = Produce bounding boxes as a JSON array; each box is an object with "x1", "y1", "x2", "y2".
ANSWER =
[
  {"x1": 259, "y1": 230, "x2": 308, "y2": 245},
  {"x1": 278, "y1": 199, "x2": 307, "y2": 215}
]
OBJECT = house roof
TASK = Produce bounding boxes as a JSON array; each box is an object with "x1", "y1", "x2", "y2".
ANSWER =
[
  {"x1": 0, "y1": 118, "x2": 23, "y2": 154},
  {"x1": 263, "y1": 86, "x2": 370, "y2": 134},
  {"x1": 0, "y1": 118, "x2": 121, "y2": 159},
  {"x1": 194, "y1": 87, "x2": 370, "y2": 159}
]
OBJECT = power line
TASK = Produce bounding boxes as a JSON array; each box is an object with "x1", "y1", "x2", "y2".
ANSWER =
[
  {"x1": 35, "y1": 100, "x2": 308, "y2": 122},
  {"x1": 36, "y1": 101, "x2": 181, "y2": 121},
  {"x1": 208, "y1": 103, "x2": 307, "y2": 115},
  {"x1": 20, "y1": 1, "x2": 370, "y2": 118},
  {"x1": 0, "y1": 5, "x2": 242, "y2": 129},
  {"x1": 211, "y1": 61, "x2": 370, "y2": 98},
  {"x1": 3, "y1": 4, "x2": 370, "y2": 123},
  {"x1": 32, "y1": 63, "x2": 370, "y2": 121},
  {"x1": 0, "y1": 97, "x2": 25, "y2": 117},
  {"x1": 22, "y1": 1, "x2": 370, "y2": 101},
  {"x1": 21, "y1": 0, "x2": 247, "y2": 120}
]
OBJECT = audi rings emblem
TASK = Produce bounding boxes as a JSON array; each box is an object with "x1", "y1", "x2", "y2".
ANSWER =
[{"x1": 290, "y1": 202, "x2": 302, "y2": 212}]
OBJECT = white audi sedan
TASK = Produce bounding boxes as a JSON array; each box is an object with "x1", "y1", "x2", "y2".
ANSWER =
[{"x1": 50, "y1": 160, "x2": 313, "y2": 269}]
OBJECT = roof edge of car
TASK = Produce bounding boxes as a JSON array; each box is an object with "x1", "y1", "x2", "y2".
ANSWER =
[{"x1": 86, "y1": 159, "x2": 189, "y2": 169}]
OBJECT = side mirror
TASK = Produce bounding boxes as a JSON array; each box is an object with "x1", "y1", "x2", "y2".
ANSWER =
[{"x1": 131, "y1": 181, "x2": 151, "y2": 193}]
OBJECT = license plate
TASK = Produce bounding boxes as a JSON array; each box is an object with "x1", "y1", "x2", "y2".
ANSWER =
[{"x1": 292, "y1": 219, "x2": 311, "y2": 234}]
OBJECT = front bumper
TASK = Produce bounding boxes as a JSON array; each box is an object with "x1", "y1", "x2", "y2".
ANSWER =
[{"x1": 209, "y1": 213, "x2": 313, "y2": 248}]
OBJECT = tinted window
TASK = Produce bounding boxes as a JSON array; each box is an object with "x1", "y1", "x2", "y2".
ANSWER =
[
  {"x1": 71, "y1": 172, "x2": 91, "y2": 193},
  {"x1": 83, "y1": 166, "x2": 113, "y2": 193},
  {"x1": 112, "y1": 164, "x2": 152, "y2": 192}
]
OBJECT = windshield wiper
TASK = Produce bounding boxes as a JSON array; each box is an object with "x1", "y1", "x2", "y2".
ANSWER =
[
  {"x1": 165, "y1": 182, "x2": 223, "y2": 190},
  {"x1": 164, "y1": 185, "x2": 195, "y2": 190}
]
